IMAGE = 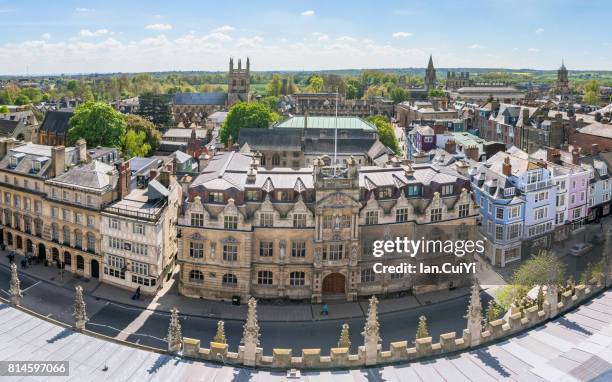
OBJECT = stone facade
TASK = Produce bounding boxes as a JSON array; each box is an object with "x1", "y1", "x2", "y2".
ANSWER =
[{"x1": 177, "y1": 152, "x2": 478, "y2": 302}]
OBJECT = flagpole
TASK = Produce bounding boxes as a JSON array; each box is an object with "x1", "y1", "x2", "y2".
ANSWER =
[{"x1": 333, "y1": 89, "x2": 338, "y2": 177}]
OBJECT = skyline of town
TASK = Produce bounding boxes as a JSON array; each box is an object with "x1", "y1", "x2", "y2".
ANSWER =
[{"x1": 1, "y1": 1, "x2": 611, "y2": 74}]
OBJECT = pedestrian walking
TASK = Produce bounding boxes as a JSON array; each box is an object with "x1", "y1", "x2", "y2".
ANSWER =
[
  {"x1": 135, "y1": 286, "x2": 141, "y2": 300},
  {"x1": 321, "y1": 303, "x2": 329, "y2": 316}
]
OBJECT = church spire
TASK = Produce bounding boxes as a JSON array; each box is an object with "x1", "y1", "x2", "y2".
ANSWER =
[{"x1": 427, "y1": 54, "x2": 434, "y2": 70}]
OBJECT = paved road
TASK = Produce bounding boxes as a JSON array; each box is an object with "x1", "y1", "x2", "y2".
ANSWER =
[{"x1": 0, "y1": 266, "x2": 489, "y2": 351}]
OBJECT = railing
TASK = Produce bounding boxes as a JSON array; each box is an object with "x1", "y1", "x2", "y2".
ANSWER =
[
  {"x1": 525, "y1": 179, "x2": 554, "y2": 192},
  {"x1": 104, "y1": 198, "x2": 167, "y2": 221}
]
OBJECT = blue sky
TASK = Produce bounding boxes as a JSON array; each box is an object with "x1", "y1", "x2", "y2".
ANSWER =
[{"x1": 0, "y1": 0, "x2": 610, "y2": 74}]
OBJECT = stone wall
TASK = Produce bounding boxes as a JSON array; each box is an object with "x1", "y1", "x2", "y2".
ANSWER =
[{"x1": 180, "y1": 276, "x2": 607, "y2": 370}]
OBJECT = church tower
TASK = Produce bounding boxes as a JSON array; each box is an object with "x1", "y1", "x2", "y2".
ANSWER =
[
  {"x1": 424, "y1": 55, "x2": 437, "y2": 91},
  {"x1": 228, "y1": 57, "x2": 250, "y2": 105},
  {"x1": 556, "y1": 60, "x2": 569, "y2": 95}
]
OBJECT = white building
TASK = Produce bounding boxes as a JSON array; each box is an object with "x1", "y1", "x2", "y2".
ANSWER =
[{"x1": 100, "y1": 169, "x2": 181, "y2": 294}]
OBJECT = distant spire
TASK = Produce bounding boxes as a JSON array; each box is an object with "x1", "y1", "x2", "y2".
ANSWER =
[
  {"x1": 560, "y1": 59, "x2": 566, "y2": 71},
  {"x1": 427, "y1": 54, "x2": 434, "y2": 70}
]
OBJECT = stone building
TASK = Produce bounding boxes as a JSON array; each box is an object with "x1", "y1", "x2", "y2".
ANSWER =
[
  {"x1": 395, "y1": 101, "x2": 458, "y2": 128},
  {"x1": 445, "y1": 72, "x2": 471, "y2": 91},
  {"x1": 0, "y1": 138, "x2": 122, "y2": 280},
  {"x1": 172, "y1": 58, "x2": 250, "y2": 123},
  {"x1": 0, "y1": 109, "x2": 38, "y2": 141},
  {"x1": 177, "y1": 151, "x2": 478, "y2": 302},
  {"x1": 36, "y1": 110, "x2": 73, "y2": 146},
  {"x1": 100, "y1": 165, "x2": 181, "y2": 294},
  {"x1": 286, "y1": 93, "x2": 394, "y2": 118}
]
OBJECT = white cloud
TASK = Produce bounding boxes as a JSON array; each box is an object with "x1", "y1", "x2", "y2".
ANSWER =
[
  {"x1": 528, "y1": 47, "x2": 540, "y2": 52},
  {"x1": 301, "y1": 10, "x2": 315, "y2": 17},
  {"x1": 145, "y1": 23, "x2": 173, "y2": 31},
  {"x1": 535, "y1": 28, "x2": 544, "y2": 34},
  {"x1": 336, "y1": 36, "x2": 357, "y2": 43},
  {"x1": 212, "y1": 25, "x2": 235, "y2": 33},
  {"x1": 392, "y1": 32, "x2": 413, "y2": 38},
  {"x1": 75, "y1": 8, "x2": 92, "y2": 12},
  {"x1": 469, "y1": 43, "x2": 487, "y2": 49},
  {"x1": 40, "y1": 33, "x2": 51, "y2": 40},
  {"x1": 202, "y1": 32, "x2": 232, "y2": 41},
  {"x1": 313, "y1": 32, "x2": 329, "y2": 42},
  {"x1": 79, "y1": 29, "x2": 110, "y2": 37}
]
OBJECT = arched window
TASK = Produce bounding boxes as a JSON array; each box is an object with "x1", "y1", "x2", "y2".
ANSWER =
[
  {"x1": 76, "y1": 255, "x2": 84, "y2": 271},
  {"x1": 64, "y1": 251, "x2": 71, "y2": 266},
  {"x1": 289, "y1": 271, "x2": 305, "y2": 286},
  {"x1": 189, "y1": 270, "x2": 204, "y2": 283},
  {"x1": 257, "y1": 270, "x2": 273, "y2": 285},
  {"x1": 6, "y1": 232, "x2": 13, "y2": 246},
  {"x1": 272, "y1": 154, "x2": 280, "y2": 167},
  {"x1": 222, "y1": 273, "x2": 238, "y2": 286},
  {"x1": 51, "y1": 224, "x2": 59, "y2": 241}
]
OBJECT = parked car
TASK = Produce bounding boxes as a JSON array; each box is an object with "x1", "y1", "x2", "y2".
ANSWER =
[{"x1": 569, "y1": 243, "x2": 593, "y2": 257}]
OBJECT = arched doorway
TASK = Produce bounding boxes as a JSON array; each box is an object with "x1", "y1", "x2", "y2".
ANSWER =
[
  {"x1": 91, "y1": 259, "x2": 99, "y2": 279},
  {"x1": 16, "y1": 236, "x2": 22, "y2": 250},
  {"x1": 38, "y1": 243, "x2": 46, "y2": 261},
  {"x1": 26, "y1": 239, "x2": 33, "y2": 255},
  {"x1": 51, "y1": 247, "x2": 60, "y2": 264},
  {"x1": 63, "y1": 251, "x2": 72, "y2": 267},
  {"x1": 76, "y1": 255, "x2": 84, "y2": 271},
  {"x1": 6, "y1": 232, "x2": 12, "y2": 247},
  {"x1": 322, "y1": 273, "x2": 346, "y2": 295}
]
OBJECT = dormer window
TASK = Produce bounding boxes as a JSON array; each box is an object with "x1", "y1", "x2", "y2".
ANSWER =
[
  {"x1": 32, "y1": 161, "x2": 41, "y2": 172},
  {"x1": 10, "y1": 157, "x2": 17, "y2": 167},
  {"x1": 504, "y1": 187, "x2": 515, "y2": 197}
]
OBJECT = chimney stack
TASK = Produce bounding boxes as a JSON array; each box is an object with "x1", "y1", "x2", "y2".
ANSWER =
[
  {"x1": 464, "y1": 145, "x2": 479, "y2": 161},
  {"x1": 51, "y1": 146, "x2": 66, "y2": 177},
  {"x1": 75, "y1": 138, "x2": 87, "y2": 162},
  {"x1": 571, "y1": 149, "x2": 580, "y2": 165},
  {"x1": 502, "y1": 156, "x2": 512, "y2": 176},
  {"x1": 199, "y1": 153, "x2": 210, "y2": 170},
  {"x1": 445, "y1": 139, "x2": 457, "y2": 154},
  {"x1": 116, "y1": 161, "x2": 130, "y2": 198}
]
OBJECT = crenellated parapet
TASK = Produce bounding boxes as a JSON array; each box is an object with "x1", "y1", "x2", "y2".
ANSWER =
[{"x1": 179, "y1": 277, "x2": 605, "y2": 370}]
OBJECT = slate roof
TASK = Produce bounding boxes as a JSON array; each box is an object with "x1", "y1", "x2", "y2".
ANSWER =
[
  {"x1": 39, "y1": 110, "x2": 73, "y2": 134},
  {"x1": 303, "y1": 138, "x2": 377, "y2": 155},
  {"x1": 238, "y1": 128, "x2": 302, "y2": 151},
  {"x1": 173, "y1": 92, "x2": 227, "y2": 106},
  {"x1": 163, "y1": 128, "x2": 208, "y2": 139},
  {"x1": 577, "y1": 122, "x2": 612, "y2": 139},
  {"x1": 0, "y1": 119, "x2": 19, "y2": 135},
  {"x1": 48, "y1": 160, "x2": 116, "y2": 191}
]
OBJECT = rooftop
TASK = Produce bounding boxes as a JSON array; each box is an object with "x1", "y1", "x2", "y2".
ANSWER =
[
  {"x1": 276, "y1": 116, "x2": 376, "y2": 131},
  {"x1": 173, "y1": 92, "x2": 227, "y2": 106}
]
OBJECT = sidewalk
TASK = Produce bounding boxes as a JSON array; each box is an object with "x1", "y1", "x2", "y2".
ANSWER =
[{"x1": 1, "y1": 251, "x2": 472, "y2": 322}]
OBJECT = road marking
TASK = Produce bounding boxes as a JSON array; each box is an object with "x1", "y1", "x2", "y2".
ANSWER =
[{"x1": 22, "y1": 281, "x2": 41, "y2": 292}]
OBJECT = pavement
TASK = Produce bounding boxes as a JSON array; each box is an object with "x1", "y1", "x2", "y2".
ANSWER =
[{"x1": 0, "y1": 290, "x2": 610, "y2": 381}]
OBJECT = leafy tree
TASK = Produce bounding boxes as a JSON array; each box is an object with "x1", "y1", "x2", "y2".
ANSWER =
[
  {"x1": 121, "y1": 130, "x2": 151, "y2": 159},
  {"x1": 124, "y1": 114, "x2": 161, "y2": 153},
  {"x1": 20, "y1": 88, "x2": 43, "y2": 103},
  {"x1": 66, "y1": 80, "x2": 78, "y2": 92},
  {"x1": 584, "y1": 79, "x2": 600, "y2": 93},
  {"x1": 219, "y1": 102, "x2": 280, "y2": 145},
  {"x1": 0, "y1": 105, "x2": 9, "y2": 113},
  {"x1": 368, "y1": 116, "x2": 401, "y2": 155},
  {"x1": 390, "y1": 87, "x2": 410, "y2": 103},
  {"x1": 68, "y1": 101, "x2": 126, "y2": 147},
  {"x1": 416, "y1": 315, "x2": 429, "y2": 339},
  {"x1": 511, "y1": 250, "x2": 565, "y2": 287},
  {"x1": 485, "y1": 300, "x2": 504, "y2": 323},
  {"x1": 346, "y1": 84, "x2": 358, "y2": 99},
  {"x1": 495, "y1": 284, "x2": 529, "y2": 310},
  {"x1": 583, "y1": 91, "x2": 600, "y2": 105},
  {"x1": 306, "y1": 75, "x2": 324, "y2": 93},
  {"x1": 363, "y1": 85, "x2": 385, "y2": 100},
  {"x1": 266, "y1": 74, "x2": 282, "y2": 96},
  {"x1": 258, "y1": 96, "x2": 279, "y2": 111},
  {"x1": 14, "y1": 94, "x2": 31, "y2": 105},
  {"x1": 137, "y1": 92, "x2": 173, "y2": 128},
  {"x1": 428, "y1": 89, "x2": 446, "y2": 98}
]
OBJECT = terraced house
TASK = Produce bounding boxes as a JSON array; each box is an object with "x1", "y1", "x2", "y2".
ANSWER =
[
  {"x1": 0, "y1": 137, "x2": 125, "y2": 280},
  {"x1": 177, "y1": 150, "x2": 478, "y2": 302}
]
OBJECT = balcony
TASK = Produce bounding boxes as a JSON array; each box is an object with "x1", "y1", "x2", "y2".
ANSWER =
[{"x1": 525, "y1": 179, "x2": 554, "y2": 192}]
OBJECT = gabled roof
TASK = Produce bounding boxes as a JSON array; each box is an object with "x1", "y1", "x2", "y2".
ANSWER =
[
  {"x1": 173, "y1": 92, "x2": 227, "y2": 106},
  {"x1": 0, "y1": 120, "x2": 20, "y2": 135},
  {"x1": 39, "y1": 110, "x2": 73, "y2": 134},
  {"x1": 49, "y1": 160, "x2": 116, "y2": 191}
]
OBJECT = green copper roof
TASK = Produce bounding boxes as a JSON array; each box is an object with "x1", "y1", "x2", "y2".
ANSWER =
[{"x1": 276, "y1": 116, "x2": 377, "y2": 131}]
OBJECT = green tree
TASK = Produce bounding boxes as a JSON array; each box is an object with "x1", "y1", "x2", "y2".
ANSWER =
[
  {"x1": 390, "y1": 87, "x2": 410, "y2": 103},
  {"x1": 219, "y1": 102, "x2": 279, "y2": 145},
  {"x1": 584, "y1": 79, "x2": 600, "y2": 93},
  {"x1": 583, "y1": 91, "x2": 600, "y2": 105},
  {"x1": 137, "y1": 92, "x2": 173, "y2": 128},
  {"x1": 68, "y1": 101, "x2": 126, "y2": 147},
  {"x1": 66, "y1": 80, "x2": 78, "y2": 92},
  {"x1": 428, "y1": 89, "x2": 446, "y2": 98},
  {"x1": 511, "y1": 250, "x2": 565, "y2": 288},
  {"x1": 258, "y1": 96, "x2": 279, "y2": 111},
  {"x1": 124, "y1": 114, "x2": 161, "y2": 154},
  {"x1": 368, "y1": 116, "x2": 401, "y2": 155},
  {"x1": 121, "y1": 130, "x2": 151, "y2": 159},
  {"x1": 0, "y1": 105, "x2": 9, "y2": 113},
  {"x1": 266, "y1": 74, "x2": 282, "y2": 96},
  {"x1": 14, "y1": 94, "x2": 31, "y2": 105},
  {"x1": 20, "y1": 88, "x2": 43, "y2": 103},
  {"x1": 363, "y1": 85, "x2": 385, "y2": 100},
  {"x1": 416, "y1": 315, "x2": 429, "y2": 339},
  {"x1": 495, "y1": 284, "x2": 529, "y2": 310},
  {"x1": 346, "y1": 84, "x2": 358, "y2": 99},
  {"x1": 306, "y1": 75, "x2": 324, "y2": 93}
]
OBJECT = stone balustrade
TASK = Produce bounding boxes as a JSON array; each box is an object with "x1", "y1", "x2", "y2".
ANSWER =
[{"x1": 176, "y1": 278, "x2": 604, "y2": 370}]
